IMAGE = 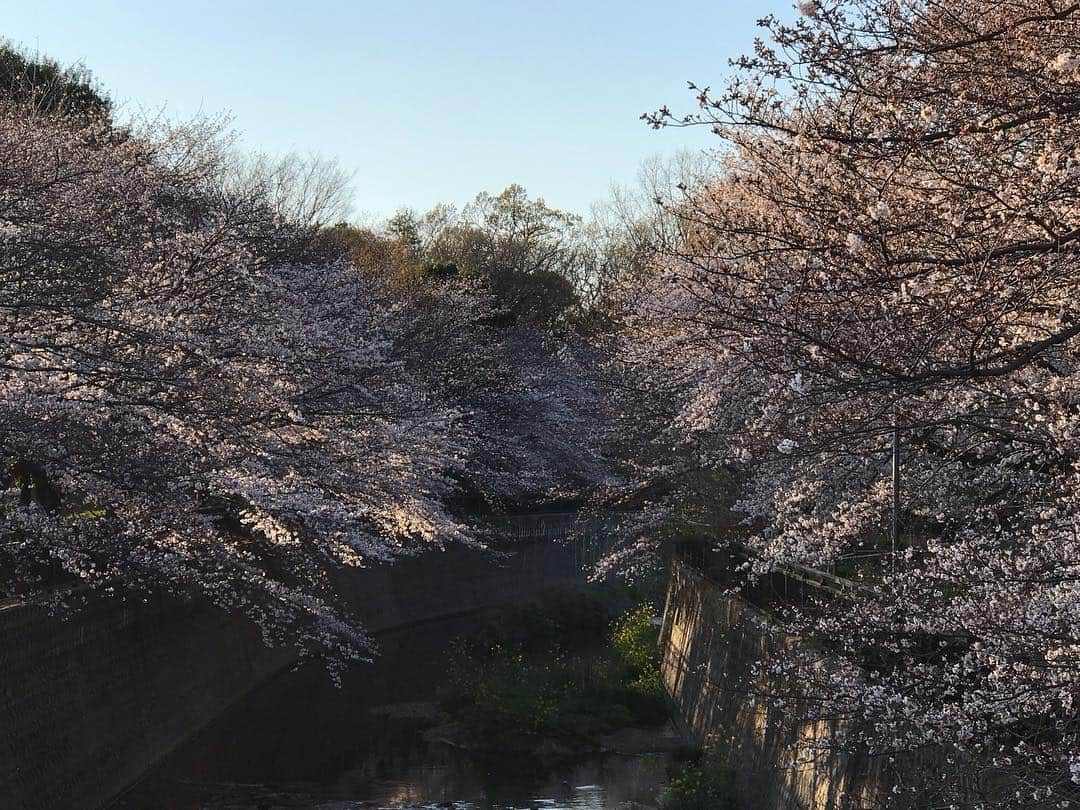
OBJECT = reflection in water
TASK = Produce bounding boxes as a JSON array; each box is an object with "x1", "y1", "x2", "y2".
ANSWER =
[
  {"x1": 190, "y1": 751, "x2": 666, "y2": 808},
  {"x1": 113, "y1": 614, "x2": 670, "y2": 809}
]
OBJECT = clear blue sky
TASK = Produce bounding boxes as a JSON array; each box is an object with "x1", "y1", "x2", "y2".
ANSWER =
[{"x1": 1, "y1": 1, "x2": 789, "y2": 222}]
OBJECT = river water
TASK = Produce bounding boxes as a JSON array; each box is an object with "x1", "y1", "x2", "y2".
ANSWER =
[{"x1": 110, "y1": 613, "x2": 673, "y2": 810}]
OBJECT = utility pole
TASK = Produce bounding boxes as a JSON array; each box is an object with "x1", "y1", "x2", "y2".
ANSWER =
[{"x1": 890, "y1": 404, "x2": 900, "y2": 574}]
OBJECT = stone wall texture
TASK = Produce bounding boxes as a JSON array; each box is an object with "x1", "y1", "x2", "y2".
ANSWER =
[{"x1": 659, "y1": 559, "x2": 887, "y2": 810}]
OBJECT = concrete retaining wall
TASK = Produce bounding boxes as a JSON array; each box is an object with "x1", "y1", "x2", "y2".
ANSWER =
[
  {"x1": 0, "y1": 593, "x2": 293, "y2": 810},
  {"x1": 0, "y1": 527, "x2": 597, "y2": 810},
  {"x1": 659, "y1": 559, "x2": 885, "y2": 810}
]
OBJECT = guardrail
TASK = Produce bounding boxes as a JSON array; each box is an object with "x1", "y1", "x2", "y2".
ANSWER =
[
  {"x1": 694, "y1": 542, "x2": 876, "y2": 611},
  {"x1": 772, "y1": 558, "x2": 871, "y2": 597}
]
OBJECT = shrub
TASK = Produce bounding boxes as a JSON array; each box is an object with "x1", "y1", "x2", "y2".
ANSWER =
[
  {"x1": 659, "y1": 738, "x2": 739, "y2": 810},
  {"x1": 611, "y1": 603, "x2": 663, "y2": 694},
  {"x1": 440, "y1": 601, "x2": 668, "y2": 748}
]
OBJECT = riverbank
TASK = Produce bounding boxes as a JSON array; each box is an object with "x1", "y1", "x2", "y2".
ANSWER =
[
  {"x1": 111, "y1": 586, "x2": 688, "y2": 809},
  {"x1": 659, "y1": 558, "x2": 881, "y2": 809}
]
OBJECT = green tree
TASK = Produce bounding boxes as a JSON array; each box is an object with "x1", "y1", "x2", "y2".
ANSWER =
[
  {"x1": 386, "y1": 207, "x2": 423, "y2": 257},
  {"x1": 0, "y1": 43, "x2": 110, "y2": 118},
  {"x1": 421, "y1": 185, "x2": 584, "y2": 329}
]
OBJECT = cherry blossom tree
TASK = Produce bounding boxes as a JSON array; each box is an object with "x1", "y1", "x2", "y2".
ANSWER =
[
  {"x1": 313, "y1": 220, "x2": 617, "y2": 511},
  {"x1": 0, "y1": 92, "x2": 616, "y2": 673},
  {"x1": 623, "y1": 0, "x2": 1080, "y2": 804},
  {"x1": 0, "y1": 101, "x2": 485, "y2": 668}
]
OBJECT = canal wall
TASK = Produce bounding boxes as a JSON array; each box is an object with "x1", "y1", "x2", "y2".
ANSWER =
[
  {"x1": 658, "y1": 559, "x2": 886, "y2": 810},
  {"x1": 0, "y1": 592, "x2": 294, "y2": 810},
  {"x1": 0, "y1": 523, "x2": 601, "y2": 810}
]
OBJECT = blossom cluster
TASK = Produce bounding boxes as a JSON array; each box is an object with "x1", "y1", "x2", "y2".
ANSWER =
[
  {"x1": 626, "y1": 0, "x2": 1080, "y2": 804},
  {"x1": 0, "y1": 101, "x2": 611, "y2": 668}
]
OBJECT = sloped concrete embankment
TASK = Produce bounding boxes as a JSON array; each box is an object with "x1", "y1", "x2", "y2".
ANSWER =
[{"x1": 658, "y1": 559, "x2": 886, "y2": 810}]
